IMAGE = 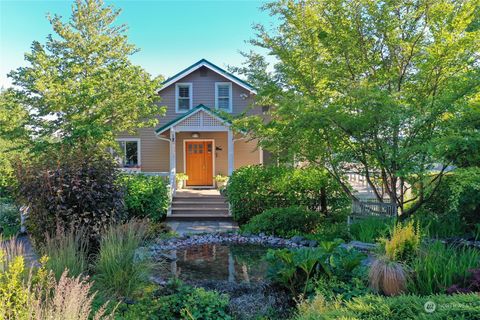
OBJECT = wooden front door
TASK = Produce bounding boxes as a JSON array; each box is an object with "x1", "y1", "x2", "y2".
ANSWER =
[{"x1": 185, "y1": 141, "x2": 213, "y2": 186}]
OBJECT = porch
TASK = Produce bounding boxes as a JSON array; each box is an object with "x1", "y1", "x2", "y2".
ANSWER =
[{"x1": 155, "y1": 105, "x2": 235, "y2": 194}]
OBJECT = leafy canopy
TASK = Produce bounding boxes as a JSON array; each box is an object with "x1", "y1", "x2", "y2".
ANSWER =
[
  {"x1": 8, "y1": 0, "x2": 164, "y2": 153},
  {"x1": 234, "y1": 0, "x2": 480, "y2": 215}
]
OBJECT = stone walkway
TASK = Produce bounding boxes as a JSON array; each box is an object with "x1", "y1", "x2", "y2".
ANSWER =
[{"x1": 167, "y1": 220, "x2": 238, "y2": 235}]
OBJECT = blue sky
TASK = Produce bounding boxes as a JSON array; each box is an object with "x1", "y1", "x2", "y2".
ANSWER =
[{"x1": 0, "y1": 0, "x2": 275, "y2": 88}]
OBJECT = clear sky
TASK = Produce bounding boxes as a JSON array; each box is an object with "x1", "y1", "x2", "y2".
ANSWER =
[{"x1": 0, "y1": 0, "x2": 275, "y2": 88}]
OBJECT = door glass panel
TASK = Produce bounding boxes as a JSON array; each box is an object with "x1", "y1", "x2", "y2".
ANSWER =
[
  {"x1": 207, "y1": 143, "x2": 212, "y2": 153},
  {"x1": 188, "y1": 144, "x2": 193, "y2": 154},
  {"x1": 198, "y1": 144, "x2": 203, "y2": 154}
]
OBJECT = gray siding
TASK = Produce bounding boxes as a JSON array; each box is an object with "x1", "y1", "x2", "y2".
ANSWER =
[{"x1": 116, "y1": 65, "x2": 262, "y2": 173}]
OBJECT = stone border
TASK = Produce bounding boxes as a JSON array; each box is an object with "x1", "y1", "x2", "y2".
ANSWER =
[{"x1": 150, "y1": 233, "x2": 318, "y2": 252}]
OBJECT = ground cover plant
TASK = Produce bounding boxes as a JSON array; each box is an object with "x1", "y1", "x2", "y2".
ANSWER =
[
  {"x1": 266, "y1": 241, "x2": 366, "y2": 297},
  {"x1": 295, "y1": 293, "x2": 480, "y2": 320}
]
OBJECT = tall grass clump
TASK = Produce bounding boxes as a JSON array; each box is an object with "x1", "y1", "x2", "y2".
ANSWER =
[
  {"x1": 409, "y1": 241, "x2": 480, "y2": 295},
  {"x1": 42, "y1": 229, "x2": 88, "y2": 280},
  {"x1": 350, "y1": 217, "x2": 394, "y2": 243},
  {"x1": 1, "y1": 238, "x2": 114, "y2": 319},
  {"x1": 93, "y1": 220, "x2": 150, "y2": 299}
]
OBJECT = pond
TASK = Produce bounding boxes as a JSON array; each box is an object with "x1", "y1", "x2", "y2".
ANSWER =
[{"x1": 156, "y1": 243, "x2": 271, "y2": 283}]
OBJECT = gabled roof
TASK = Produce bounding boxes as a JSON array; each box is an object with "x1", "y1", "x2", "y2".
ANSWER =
[
  {"x1": 155, "y1": 104, "x2": 232, "y2": 135},
  {"x1": 157, "y1": 59, "x2": 256, "y2": 94}
]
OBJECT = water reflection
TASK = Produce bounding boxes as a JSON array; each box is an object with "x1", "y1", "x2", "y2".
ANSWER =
[{"x1": 159, "y1": 244, "x2": 269, "y2": 283}]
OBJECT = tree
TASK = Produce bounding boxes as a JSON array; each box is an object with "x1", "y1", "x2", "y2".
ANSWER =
[
  {"x1": 234, "y1": 0, "x2": 480, "y2": 217},
  {"x1": 8, "y1": 0, "x2": 164, "y2": 153},
  {"x1": 0, "y1": 89, "x2": 31, "y2": 193}
]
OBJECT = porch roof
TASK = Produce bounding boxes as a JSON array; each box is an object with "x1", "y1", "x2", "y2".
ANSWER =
[{"x1": 154, "y1": 104, "x2": 232, "y2": 135}]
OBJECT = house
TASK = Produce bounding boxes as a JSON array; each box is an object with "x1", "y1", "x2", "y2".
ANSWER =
[{"x1": 116, "y1": 59, "x2": 264, "y2": 193}]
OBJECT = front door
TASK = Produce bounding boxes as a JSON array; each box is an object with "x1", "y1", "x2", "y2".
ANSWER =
[{"x1": 185, "y1": 141, "x2": 213, "y2": 186}]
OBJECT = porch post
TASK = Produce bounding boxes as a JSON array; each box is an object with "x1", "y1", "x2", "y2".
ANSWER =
[
  {"x1": 227, "y1": 129, "x2": 234, "y2": 175},
  {"x1": 170, "y1": 128, "x2": 176, "y2": 196}
]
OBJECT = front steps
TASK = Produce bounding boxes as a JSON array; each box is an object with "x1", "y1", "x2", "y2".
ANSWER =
[{"x1": 166, "y1": 192, "x2": 231, "y2": 221}]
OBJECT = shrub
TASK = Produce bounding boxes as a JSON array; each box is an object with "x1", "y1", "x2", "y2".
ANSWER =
[
  {"x1": 16, "y1": 151, "x2": 124, "y2": 248},
  {"x1": 383, "y1": 221, "x2": 421, "y2": 263},
  {"x1": 0, "y1": 196, "x2": 20, "y2": 238},
  {"x1": 242, "y1": 206, "x2": 323, "y2": 237},
  {"x1": 93, "y1": 220, "x2": 150, "y2": 299},
  {"x1": 120, "y1": 282, "x2": 231, "y2": 320},
  {"x1": 408, "y1": 241, "x2": 480, "y2": 295},
  {"x1": 119, "y1": 174, "x2": 169, "y2": 222},
  {"x1": 350, "y1": 217, "x2": 394, "y2": 243},
  {"x1": 227, "y1": 165, "x2": 349, "y2": 225},
  {"x1": 42, "y1": 229, "x2": 88, "y2": 280},
  {"x1": 423, "y1": 167, "x2": 480, "y2": 235},
  {"x1": 295, "y1": 293, "x2": 480, "y2": 320}
]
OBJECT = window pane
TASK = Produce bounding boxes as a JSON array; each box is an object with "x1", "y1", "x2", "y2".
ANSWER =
[
  {"x1": 218, "y1": 85, "x2": 230, "y2": 97},
  {"x1": 179, "y1": 86, "x2": 190, "y2": 98},
  {"x1": 218, "y1": 97, "x2": 230, "y2": 109},
  {"x1": 125, "y1": 141, "x2": 138, "y2": 167},
  {"x1": 178, "y1": 98, "x2": 190, "y2": 110}
]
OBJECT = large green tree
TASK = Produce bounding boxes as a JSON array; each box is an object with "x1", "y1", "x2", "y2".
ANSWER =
[
  {"x1": 8, "y1": 0, "x2": 164, "y2": 153},
  {"x1": 0, "y1": 89, "x2": 31, "y2": 193},
  {"x1": 234, "y1": 0, "x2": 480, "y2": 216}
]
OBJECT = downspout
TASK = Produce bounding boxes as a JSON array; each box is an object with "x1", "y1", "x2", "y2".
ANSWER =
[{"x1": 155, "y1": 133, "x2": 174, "y2": 216}]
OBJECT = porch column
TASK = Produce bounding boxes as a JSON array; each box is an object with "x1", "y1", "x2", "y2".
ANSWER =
[
  {"x1": 227, "y1": 129, "x2": 234, "y2": 175},
  {"x1": 170, "y1": 128, "x2": 176, "y2": 196}
]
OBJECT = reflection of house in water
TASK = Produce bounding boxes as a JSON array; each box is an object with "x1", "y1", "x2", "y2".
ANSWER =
[{"x1": 167, "y1": 244, "x2": 268, "y2": 283}]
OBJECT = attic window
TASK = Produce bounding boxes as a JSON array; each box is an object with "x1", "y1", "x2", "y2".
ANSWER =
[
  {"x1": 215, "y1": 82, "x2": 232, "y2": 112},
  {"x1": 176, "y1": 83, "x2": 192, "y2": 112}
]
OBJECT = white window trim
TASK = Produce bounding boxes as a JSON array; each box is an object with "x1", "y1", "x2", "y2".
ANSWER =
[
  {"x1": 215, "y1": 82, "x2": 233, "y2": 113},
  {"x1": 115, "y1": 138, "x2": 141, "y2": 169},
  {"x1": 175, "y1": 83, "x2": 193, "y2": 113}
]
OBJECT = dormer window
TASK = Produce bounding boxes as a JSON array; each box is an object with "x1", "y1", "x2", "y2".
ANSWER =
[
  {"x1": 215, "y1": 82, "x2": 232, "y2": 112},
  {"x1": 176, "y1": 83, "x2": 192, "y2": 113}
]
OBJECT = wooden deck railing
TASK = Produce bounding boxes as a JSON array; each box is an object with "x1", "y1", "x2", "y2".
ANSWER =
[{"x1": 351, "y1": 198, "x2": 397, "y2": 217}]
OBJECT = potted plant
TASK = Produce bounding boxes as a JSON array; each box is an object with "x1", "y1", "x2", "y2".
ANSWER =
[
  {"x1": 214, "y1": 174, "x2": 229, "y2": 190},
  {"x1": 175, "y1": 173, "x2": 188, "y2": 189}
]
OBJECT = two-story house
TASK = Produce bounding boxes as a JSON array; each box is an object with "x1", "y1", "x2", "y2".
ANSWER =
[{"x1": 116, "y1": 59, "x2": 263, "y2": 192}]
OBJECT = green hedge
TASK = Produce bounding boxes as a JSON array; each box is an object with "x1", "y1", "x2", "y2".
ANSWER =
[
  {"x1": 227, "y1": 165, "x2": 349, "y2": 225},
  {"x1": 242, "y1": 206, "x2": 323, "y2": 237},
  {"x1": 119, "y1": 174, "x2": 170, "y2": 222},
  {"x1": 296, "y1": 293, "x2": 480, "y2": 320},
  {"x1": 422, "y1": 167, "x2": 480, "y2": 236}
]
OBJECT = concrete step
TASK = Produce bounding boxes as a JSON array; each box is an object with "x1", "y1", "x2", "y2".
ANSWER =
[
  {"x1": 171, "y1": 208, "x2": 229, "y2": 215},
  {"x1": 172, "y1": 204, "x2": 229, "y2": 210},
  {"x1": 166, "y1": 214, "x2": 233, "y2": 222},
  {"x1": 172, "y1": 199, "x2": 227, "y2": 205}
]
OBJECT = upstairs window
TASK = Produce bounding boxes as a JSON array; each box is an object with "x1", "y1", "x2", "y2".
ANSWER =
[
  {"x1": 176, "y1": 83, "x2": 192, "y2": 112},
  {"x1": 116, "y1": 139, "x2": 140, "y2": 168},
  {"x1": 215, "y1": 82, "x2": 232, "y2": 112}
]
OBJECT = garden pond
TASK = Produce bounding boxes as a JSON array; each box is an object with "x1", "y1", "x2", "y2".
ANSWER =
[{"x1": 155, "y1": 243, "x2": 270, "y2": 283}]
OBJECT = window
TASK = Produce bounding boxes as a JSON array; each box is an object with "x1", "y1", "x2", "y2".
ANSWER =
[
  {"x1": 176, "y1": 83, "x2": 192, "y2": 112},
  {"x1": 116, "y1": 139, "x2": 140, "y2": 168},
  {"x1": 215, "y1": 82, "x2": 232, "y2": 112}
]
